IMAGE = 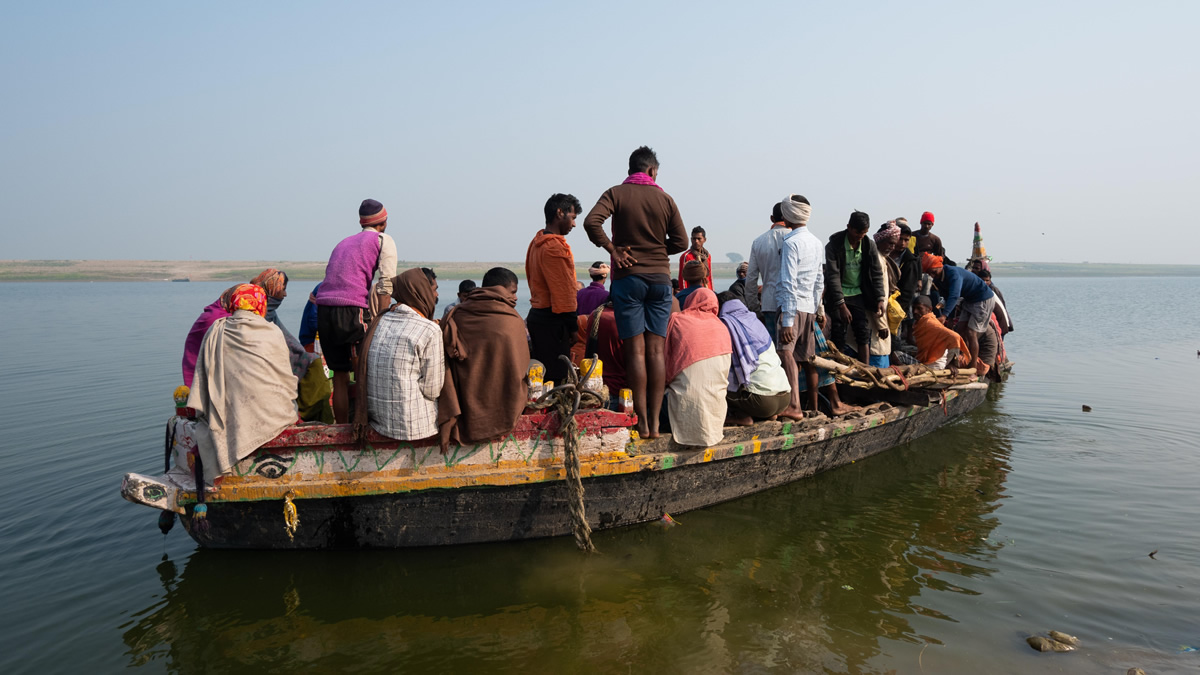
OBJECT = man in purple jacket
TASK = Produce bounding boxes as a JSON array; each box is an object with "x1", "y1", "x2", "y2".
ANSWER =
[
  {"x1": 315, "y1": 199, "x2": 398, "y2": 423},
  {"x1": 576, "y1": 261, "x2": 611, "y2": 316}
]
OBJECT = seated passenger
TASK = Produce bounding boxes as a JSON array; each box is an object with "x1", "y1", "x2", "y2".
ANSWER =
[
  {"x1": 437, "y1": 267, "x2": 531, "y2": 450},
  {"x1": 297, "y1": 282, "x2": 323, "y2": 351},
  {"x1": 442, "y1": 279, "x2": 476, "y2": 321},
  {"x1": 186, "y1": 284, "x2": 298, "y2": 482},
  {"x1": 664, "y1": 289, "x2": 733, "y2": 447},
  {"x1": 675, "y1": 259, "x2": 708, "y2": 307},
  {"x1": 911, "y1": 296, "x2": 972, "y2": 369},
  {"x1": 718, "y1": 296, "x2": 790, "y2": 425},
  {"x1": 577, "y1": 261, "x2": 611, "y2": 316},
  {"x1": 581, "y1": 302, "x2": 626, "y2": 404},
  {"x1": 354, "y1": 268, "x2": 443, "y2": 442},
  {"x1": 253, "y1": 268, "x2": 333, "y2": 423},
  {"x1": 181, "y1": 285, "x2": 238, "y2": 387}
]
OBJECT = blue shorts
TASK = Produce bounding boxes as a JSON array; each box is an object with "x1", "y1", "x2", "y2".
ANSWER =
[{"x1": 611, "y1": 275, "x2": 672, "y2": 339}]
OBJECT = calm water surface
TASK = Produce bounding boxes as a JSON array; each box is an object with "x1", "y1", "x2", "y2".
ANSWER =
[{"x1": 1, "y1": 277, "x2": 1198, "y2": 673}]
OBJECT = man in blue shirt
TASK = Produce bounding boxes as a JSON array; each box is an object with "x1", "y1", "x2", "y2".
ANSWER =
[{"x1": 922, "y1": 253, "x2": 996, "y2": 375}]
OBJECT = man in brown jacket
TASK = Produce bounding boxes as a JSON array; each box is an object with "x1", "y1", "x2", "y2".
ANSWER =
[{"x1": 583, "y1": 146, "x2": 688, "y2": 438}]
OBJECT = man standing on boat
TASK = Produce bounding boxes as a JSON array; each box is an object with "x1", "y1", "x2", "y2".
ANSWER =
[
  {"x1": 526, "y1": 193, "x2": 582, "y2": 384},
  {"x1": 914, "y1": 211, "x2": 946, "y2": 257},
  {"x1": 583, "y1": 146, "x2": 689, "y2": 438},
  {"x1": 824, "y1": 211, "x2": 886, "y2": 364},
  {"x1": 314, "y1": 198, "x2": 398, "y2": 423},
  {"x1": 746, "y1": 202, "x2": 790, "y2": 342},
  {"x1": 775, "y1": 195, "x2": 824, "y2": 419}
]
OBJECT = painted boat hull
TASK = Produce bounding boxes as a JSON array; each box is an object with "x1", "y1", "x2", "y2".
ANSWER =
[{"x1": 139, "y1": 386, "x2": 989, "y2": 549}]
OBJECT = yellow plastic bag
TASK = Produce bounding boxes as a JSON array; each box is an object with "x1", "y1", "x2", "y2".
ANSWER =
[{"x1": 886, "y1": 290, "x2": 906, "y2": 335}]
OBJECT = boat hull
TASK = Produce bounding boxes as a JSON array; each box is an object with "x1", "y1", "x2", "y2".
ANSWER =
[{"x1": 173, "y1": 386, "x2": 988, "y2": 549}]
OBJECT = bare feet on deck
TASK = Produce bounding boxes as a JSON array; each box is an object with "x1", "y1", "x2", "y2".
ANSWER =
[
  {"x1": 829, "y1": 402, "x2": 860, "y2": 417},
  {"x1": 777, "y1": 406, "x2": 806, "y2": 421}
]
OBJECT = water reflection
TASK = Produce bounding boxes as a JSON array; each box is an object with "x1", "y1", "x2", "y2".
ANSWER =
[{"x1": 123, "y1": 402, "x2": 1012, "y2": 673}]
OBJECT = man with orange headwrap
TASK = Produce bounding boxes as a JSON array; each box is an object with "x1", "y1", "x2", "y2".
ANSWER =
[{"x1": 921, "y1": 253, "x2": 997, "y2": 376}]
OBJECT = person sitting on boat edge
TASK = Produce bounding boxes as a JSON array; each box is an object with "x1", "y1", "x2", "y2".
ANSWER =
[
  {"x1": 526, "y1": 193, "x2": 582, "y2": 384},
  {"x1": 717, "y1": 294, "x2": 790, "y2": 425},
  {"x1": 775, "y1": 194, "x2": 824, "y2": 420},
  {"x1": 254, "y1": 268, "x2": 333, "y2": 424},
  {"x1": 676, "y1": 259, "x2": 708, "y2": 307},
  {"x1": 354, "y1": 268, "x2": 443, "y2": 443},
  {"x1": 664, "y1": 289, "x2": 732, "y2": 447},
  {"x1": 727, "y1": 261, "x2": 759, "y2": 315},
  {"x1": 437, "y1": 267, "x2": 531, "y2": 452},
  {"x1": 181, "y1": 284, "x2": 239, "y2": 387},
  {"x1": 186, "y1": 284, "x2": 299, "y2": 483},
  {"x1": 314, "y1": 198, "x2": 398, "y2": 424},
  {"x1": 583, "y1": 145, "x2": 689, "y2": 439},
  {"x1": 910, "y1": 296, "x2": 972, "y2": 369},
  {"x1": 580, "y1": 301, "x2": 627, "y2": 408},
  {"x1": 921, "y1": 252, "x2": 996, "y2": 376},
  {"x1": 298, "y1": 282, "x2": 322, "y2": 351},
  {"x1": 576, "y1": 261, "x2": 610, "y2": 317},
  {"x1": 441, "y1": 279, "x2": 475, "y2": 321}
]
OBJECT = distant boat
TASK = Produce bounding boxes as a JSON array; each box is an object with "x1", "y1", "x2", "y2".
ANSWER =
[{"x1": 171, "y1": 278, "x2": 190, "y2": 282}]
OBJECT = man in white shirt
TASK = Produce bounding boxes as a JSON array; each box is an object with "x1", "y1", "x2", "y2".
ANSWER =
[
  {"x1": 745, "y1": 202, "x2": 790, "y2": 342},
  {"x1": 775, "y1": 195, "x2": 825, "y2": 419}
]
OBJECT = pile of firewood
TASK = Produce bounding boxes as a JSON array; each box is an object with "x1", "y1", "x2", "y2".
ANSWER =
[{"x1": 813, "y1": 348, "x2": 977, "y2": 391}]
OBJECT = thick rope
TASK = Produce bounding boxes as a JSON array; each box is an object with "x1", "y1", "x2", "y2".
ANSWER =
[{"x1": 527, "y1": 355, "x2": 600, "y2": 552}]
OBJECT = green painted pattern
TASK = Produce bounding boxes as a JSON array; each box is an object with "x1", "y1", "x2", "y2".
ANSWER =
[
  {"x1": 733, "y1": 445, "x2": 744, "y2": 456},
  {"x1": 661, "y1": 455, "x2": 676, "y2": 470}
]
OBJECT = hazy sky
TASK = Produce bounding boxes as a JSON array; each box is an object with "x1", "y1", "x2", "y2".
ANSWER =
[{"x1": 2, "y1": 2, "x2": 1197, "y2": 264}]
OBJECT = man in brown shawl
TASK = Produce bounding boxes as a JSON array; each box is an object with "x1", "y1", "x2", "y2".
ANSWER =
[{"x1": 437, "y1": 267, "x2": 530, "y2": 451}]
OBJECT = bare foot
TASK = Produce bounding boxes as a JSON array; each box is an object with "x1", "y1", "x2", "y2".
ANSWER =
[
  {"x1": 778, "y1": 406, "x2": 805, "y2": 421},
  {"x1": 725, "y1": 414, "x2": 754, "y2": 426},
  {"x1": 829, "y1": 402, "x2": 860, "y2": 417}
]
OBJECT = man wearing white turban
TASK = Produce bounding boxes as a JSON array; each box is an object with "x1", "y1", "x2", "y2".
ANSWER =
[{"x1": 774, "y1": 194, "x2": 825, "y2": 419}]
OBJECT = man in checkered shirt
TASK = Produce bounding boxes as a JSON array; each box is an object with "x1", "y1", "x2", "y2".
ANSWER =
[{"x1": 364, "y1": 269, "x2": 444, "y2": 440}]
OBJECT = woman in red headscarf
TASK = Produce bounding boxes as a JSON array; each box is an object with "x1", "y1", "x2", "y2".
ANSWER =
[{"x1": 664, "y1": 289, "x2": 732, "y2": 446}]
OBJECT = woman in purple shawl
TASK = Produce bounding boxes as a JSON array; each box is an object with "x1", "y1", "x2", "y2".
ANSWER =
[
  {"x1": 718, "y1": 296, "x2": 791, "y2": 425},
  {"x1": 182, "y1": 286, "x2": 238, "y2": 387}
]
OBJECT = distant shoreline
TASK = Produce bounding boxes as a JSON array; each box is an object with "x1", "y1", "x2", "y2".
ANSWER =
[{"x1": 2, "y1": 259, "x2": 1199, "y2": 282}]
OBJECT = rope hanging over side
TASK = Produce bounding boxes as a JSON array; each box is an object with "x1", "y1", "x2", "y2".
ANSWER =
[{"x1": 527, "y1": 355, "x2": 603, "y2": 553}]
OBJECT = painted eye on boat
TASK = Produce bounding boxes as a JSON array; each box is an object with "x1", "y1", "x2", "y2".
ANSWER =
[
  {"x1": 143, "y1": 485, "x2": 166, "y2": 502},
  {"x1": 254, "y1": 454, "x2": 291, "y2": 479}
]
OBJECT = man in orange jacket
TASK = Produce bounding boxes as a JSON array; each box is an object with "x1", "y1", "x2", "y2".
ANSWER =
[{"x1": 526, "y1": 193, "x2": 582, "y2": 382}]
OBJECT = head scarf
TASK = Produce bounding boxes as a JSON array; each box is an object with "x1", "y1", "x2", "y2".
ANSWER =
[
  {"x1": 229, "y1": 284, "x2": 267, "y2": 317},
  {"x1": 251, "y1": 268, "x2": 288, "y2": 299},
  {"x1": 589, "y1": 261, "x2": 610, "y2": 279},
  {"x1": 353, "y1": 268, "x2": 439, "y2": 443},
  {"x1": 360, "y1": 198, "x2": 388, "y2": 227},
  {"x1": 781, "y1": 195, "x2": 811, "y2": 225},
  {"x1": 921, "y1": 252, "x2": 944, "y2": 274},
  {"x1": 874, "y1": 222, "x2": 902, "y2": 250},
  {"x1": 216, "y1": 285, "x2": 240, "y2": 312},
  {"x1": 718, "y1": 299, "x2": 772, "y2": 392},
  {"x1": 391, "y1": 268, "x2": 437, "y2": 318},
  {"x1": 665, "y1": 289, "x2": 733, "y2": 384}
]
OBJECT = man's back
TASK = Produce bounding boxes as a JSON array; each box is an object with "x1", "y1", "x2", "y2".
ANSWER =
[
  {"x1": 583, "y1": 183, "x2": 688, "y2": 280},
  {"x1": 367, "y1": 307, "x2": 443, "y2": 441},
  {"x1": 318, "y1": 230, "x2": 384, "y2": 309},
  {"x1": 748, "y1": 226, "x2": 789, "y2": 312}
]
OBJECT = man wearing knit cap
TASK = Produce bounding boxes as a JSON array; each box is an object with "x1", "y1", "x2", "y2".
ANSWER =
[
  {"x1": 315, "y1": 198, "x2": 398, "y2": 423},
  {"x1": 775, "y1": 194, "x2": 824, "y2": 418},
  {"x1": 824, "y1": 211, "x2": 885, "y2": 363},
  {"x1": 577, "y1": 261, "x2": 611, "y2": 317},
  {"x1": 746, "y1": 201, "x2": 790, "y2": 343},
  {"x1": 914, "y1": 211, "x2": 945, "y2": 257}
]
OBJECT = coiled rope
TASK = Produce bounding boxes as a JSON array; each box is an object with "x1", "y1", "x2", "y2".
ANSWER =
[{"x1": 527, "y1": 355, "x2": 605, "y2": 552}]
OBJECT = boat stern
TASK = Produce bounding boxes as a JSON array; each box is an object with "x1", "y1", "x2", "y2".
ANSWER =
[{"x1": 121, "y1": 472, "x2": 185, "y2": 515}]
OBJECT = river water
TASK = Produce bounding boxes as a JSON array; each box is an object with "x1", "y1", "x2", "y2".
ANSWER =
[{"x1": 1, "y1": 276, "x2": 1197, "y2": 673}]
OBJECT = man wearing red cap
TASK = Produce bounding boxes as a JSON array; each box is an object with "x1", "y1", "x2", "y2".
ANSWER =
[
  {"x1": 315, "y1": 198, "x2": 398, "y2": 423},
  {"x1": 914, "y1": 211, "x2": 946, "y2": 257}
]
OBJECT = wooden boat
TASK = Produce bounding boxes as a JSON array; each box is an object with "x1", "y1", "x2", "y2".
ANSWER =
[{"x1": 120, "y1": 381, "x2": 995, "y2": 549}]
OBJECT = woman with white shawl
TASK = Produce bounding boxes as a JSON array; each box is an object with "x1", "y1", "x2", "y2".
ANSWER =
[
  {"x1": 187, "y1": 283, "x2": 298, "y2": 483},
  {"x1": 664, "y1": 289, "x2": 732, "y2": 447}
]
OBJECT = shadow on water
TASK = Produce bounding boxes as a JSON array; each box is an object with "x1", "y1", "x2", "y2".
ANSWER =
[{"x1": 122, "y1": 399, "x2": 1014, "y2": 674}]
